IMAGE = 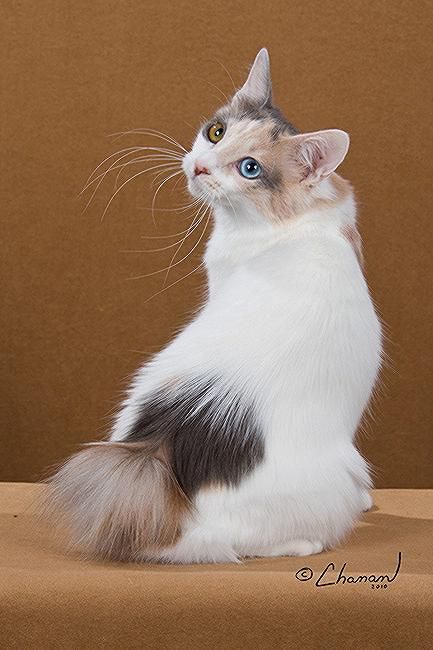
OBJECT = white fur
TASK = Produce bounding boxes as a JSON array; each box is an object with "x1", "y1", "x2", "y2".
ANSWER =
[{"x1": 111, "y1": 182, "x2": 382, "y2": 562}]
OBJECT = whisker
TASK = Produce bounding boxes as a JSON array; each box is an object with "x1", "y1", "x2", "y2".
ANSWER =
[
  {"x1": 142, "y1": 262, "x2": 205, "y2": 305},
  {"x1": 151, "y1": 164, "x2": 183, "y2": 187},
  {"x1": 137, "y1": 199, "x2": 201, "y2": 215},
  {"x1": 100, "y1": 165, "x2": 182, "y2": 223},
  {"x1": 90, "y1": 156, "x2": 180, "y2": 198},
  {"x1": 122, "y1": 213, "x2": 206, "y2": 253},
  {"x1": 162, "y1": 201, "x2": 207, "y2": 274},
  {"x1": 81, "y1": 151, "x2": 182, "y2": 213},
  {"x1": 82, "y1": 146, "x2": 145, "y2": 190},
  {"x1": 130, "y1": 204, "x2": 210, "y2": 280},
  {"x1": 200, "y1": 78, "x2": 230, "y2": 104},
  {"x1": 170, "y1": 172, "x2": 185, "y2": 193},
  {"x1": 111, "y1": 128, "x2": 188, "y2": 154},
  {"x1": 163, "y1": 203, "x2": 209, "y2": 286},
  {"x1": 82, "y1": 146, "x2": 182, "y2": 192},
  {"x1": 139, "y1": 212, "x2": 208, "y2": 242},
  {"x1": 114, "y1": 157, "x2": 181, "y2": 191},
  {"x1": 83, "y1": 149, "x2": 182, "y2": 193},
  {"x1": 151, "y1": 169, "x2": 184, "y2": 226},
  {"x1": 224, "y1": 192, "x2": 240, "y2": 223},
  {"x1": 83, "y1": 125, "x2": 204, "y2": 260},
  {"x1": 182, "y1": 120, "x2": 197, "y2": 131},
  {"x1": 210, "y1": 57, "x2": 237, "y2": 93},
  {"x1": 81, "y1": 148, "x2": 149, "y2": 210},
  {"x1": 140, "y1": 226, "x2": 200, "y2": 241}
]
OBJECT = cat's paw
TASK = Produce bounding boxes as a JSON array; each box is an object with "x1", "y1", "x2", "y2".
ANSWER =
[
  {"x1": 361, "y1": 490, "x2": 374, "y2": 512},
  {"x1": 268, "y1": 539, "x2": 324, "y2": 557}
]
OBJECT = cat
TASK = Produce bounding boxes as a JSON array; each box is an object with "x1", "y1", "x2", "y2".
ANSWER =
[{"x1": 47, "y1": 49, "x2": 383, "y2": 563}]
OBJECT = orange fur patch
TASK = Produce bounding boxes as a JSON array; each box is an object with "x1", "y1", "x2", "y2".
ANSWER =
[
  {"x1": 341, "y1": 224, "x2": 364, "y2": 268},
  {"x1": 210, "y1": 118, "x2": 353, "y2": 222}
]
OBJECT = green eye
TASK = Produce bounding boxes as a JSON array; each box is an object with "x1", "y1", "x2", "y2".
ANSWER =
[{"x1": 207, "y1": 122, "x2": 225, "y2": 143}]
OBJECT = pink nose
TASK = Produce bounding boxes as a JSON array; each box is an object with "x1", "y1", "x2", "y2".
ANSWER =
[{"x1": 194, "y1": 163, "x2": 211, "y2": 176}]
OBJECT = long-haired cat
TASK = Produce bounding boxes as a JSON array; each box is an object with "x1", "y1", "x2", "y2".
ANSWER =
[{"x1": 47, "y1": 49, "x2": 382, "y2": 563}]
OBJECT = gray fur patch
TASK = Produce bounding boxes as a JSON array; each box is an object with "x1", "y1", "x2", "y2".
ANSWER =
[
  {"x1": 233, "y1": 97, "x2": 298, "y2": 135},
  {"x1": 215, "y1": 98, "x2": 298, "y2": 137},
  {"x1": 202, "y1": 97, "x2": 298, "y2": 146},
  {"x1": 258, "y1": 166, "x2": 283, "y2": 191},
  {"x1": 125, "y1": 377, "x2": 265, "y2": 496}
]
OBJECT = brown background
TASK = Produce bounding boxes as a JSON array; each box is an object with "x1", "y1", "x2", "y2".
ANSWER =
[{"x1": 1, "y1": 0, "x2": 432, "y2": 487}]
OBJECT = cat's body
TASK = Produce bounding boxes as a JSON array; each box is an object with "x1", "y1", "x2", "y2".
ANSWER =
[{"x1": 47, "y1": 49, "x2": 382, "y2": 563}]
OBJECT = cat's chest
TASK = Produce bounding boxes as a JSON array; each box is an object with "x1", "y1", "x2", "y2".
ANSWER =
[{"x1": 205, "y1": 256, "x2": 236, "y2": 297}]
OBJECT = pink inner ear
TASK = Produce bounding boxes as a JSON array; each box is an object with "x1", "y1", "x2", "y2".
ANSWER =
[{"x1": 296, "y1": 130, "x2": 350, "y2": 182}]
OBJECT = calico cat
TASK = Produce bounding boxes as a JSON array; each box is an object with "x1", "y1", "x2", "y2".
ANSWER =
[{"x1": 47, "y1": 49, "x2": 382, "y2": 563}]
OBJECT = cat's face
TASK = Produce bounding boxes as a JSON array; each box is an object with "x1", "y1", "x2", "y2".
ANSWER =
[{"x1": 182, "y1": 49, "x2": 350, "y2": 221}]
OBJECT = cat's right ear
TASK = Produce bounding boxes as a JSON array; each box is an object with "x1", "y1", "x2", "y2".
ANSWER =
[{"x1": 233, "y1": 48, "x2": 272, "y2": 107}]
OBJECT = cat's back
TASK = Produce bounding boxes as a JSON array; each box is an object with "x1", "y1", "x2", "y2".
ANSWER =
[
  {"x1": 209, "y1": 226, "x2": 370, "y2": 318},
  {"x1": 180, "y1": 228, "x2": 380, "y2": 374}
]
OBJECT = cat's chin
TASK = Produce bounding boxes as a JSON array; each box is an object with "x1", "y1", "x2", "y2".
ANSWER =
[{"x1": 187, "y1": 179, "x2": 218, "y2": 206}]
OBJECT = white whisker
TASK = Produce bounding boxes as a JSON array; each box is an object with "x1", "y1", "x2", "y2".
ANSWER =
[
  {"x1": 130, "y1": 205, "x2": 210, "y2": 280},
  {"x1": 101, "y1": 165, "x2": 181, "y2": 223},
  {"x1": 224, "y1": 193, "x2": 240, "y2": 223},
  {"x1": 211, "y1": 57, "x2": 237, "y2": 93},
  {"x1": 81, "y1": 126, "x2": 211, "y2": 274},
  {"x1": 82, "y1": 145, "x2": 182, "y2": 192},
  {"x1": 82, "y1": 153, "x2": 182, "y2": 214},
  {"x1": 162, "y1": 202, "x2": 208, "y2": 284},
  {"x1": 114, "y1": 157, "x2": 181, "y2": 191},
  {"x1": 142, "y1": 262, "x2": 205, "y2": 305},
  {"x1": 200, "y1": 78, "x2": 230, "y2": 104},
  {"x1": 83, "y1": 149, "x2": 182, "y2": 193},
  {"x1": 170, "y1": 172, "x2": 185, "y2": 193},
  {"x1": 137, "y1": 199, "x2": 201, "y2": 215},
  {"x1": 151, "y1": 164, "x2": 183, "y2": 187},
  {"x1": 121, "y1": 214, "x2": 206, "y2": 253},
  {"x1": 151, "y1": 170, "x2": 184, "y2": 226},
  {"x1": 111, "y1": 128, "x2": 188, "y2": 154},
  {"x1": 82, "y1": 147, "x2": 145, "y2": 190}
]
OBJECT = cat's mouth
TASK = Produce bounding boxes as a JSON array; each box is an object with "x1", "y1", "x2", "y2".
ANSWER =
[{"x1": 187, "y1": 173, "x2": 221, "y2": 203}]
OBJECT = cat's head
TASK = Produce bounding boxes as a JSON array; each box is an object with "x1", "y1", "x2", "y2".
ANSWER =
[{"x1": 183, "y1": 49, "x2": 350, "y2": 221}]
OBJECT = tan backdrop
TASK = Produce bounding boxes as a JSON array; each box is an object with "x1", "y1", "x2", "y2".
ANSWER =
[{"x1": 1, "y1": 0, "x2": 432, "y2": 487}]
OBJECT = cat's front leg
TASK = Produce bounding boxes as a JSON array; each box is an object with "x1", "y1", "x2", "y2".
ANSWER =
[{"x1": 264, "y1": 540, "x2": 324, "y2": 557}]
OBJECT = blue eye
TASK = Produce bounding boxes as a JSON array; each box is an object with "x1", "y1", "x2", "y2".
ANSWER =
[{"x1": 238, "y1": 157, "x2": 262, "y2": 179}]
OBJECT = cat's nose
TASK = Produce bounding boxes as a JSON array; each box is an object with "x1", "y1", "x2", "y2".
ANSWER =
[{"x1": 194, "y1": 163, "x2": 211, "y2": 176}]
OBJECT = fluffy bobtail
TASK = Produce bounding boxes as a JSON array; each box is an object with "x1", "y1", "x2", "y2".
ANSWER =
[
  {"x1": 45, "y1": 440, "x2": 191, "y2": 562},
  {"x1": 44, "y1": 376, "x2": 263, "y2": 563}
]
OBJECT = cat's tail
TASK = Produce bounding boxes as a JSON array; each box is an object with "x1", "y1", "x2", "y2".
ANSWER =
[{"x1": 43, "y1": 441, "x2": 191, "y2": 562}]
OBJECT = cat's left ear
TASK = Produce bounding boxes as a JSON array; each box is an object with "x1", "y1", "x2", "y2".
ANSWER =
[
  {"x1": 290, "y1": 129, "x2": 350, "y2": 184},
  {"x1": 233, "y1": 48, "x2": 272, "y2": 106}
]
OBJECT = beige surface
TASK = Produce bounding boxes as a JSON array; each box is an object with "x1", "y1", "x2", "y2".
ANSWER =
[
  {"x1": 0, "y1": 483, "x2": 432, "y2": 649},
  {"x1": 1, "y1": 0, "x2": 433, "y2": 486}
]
